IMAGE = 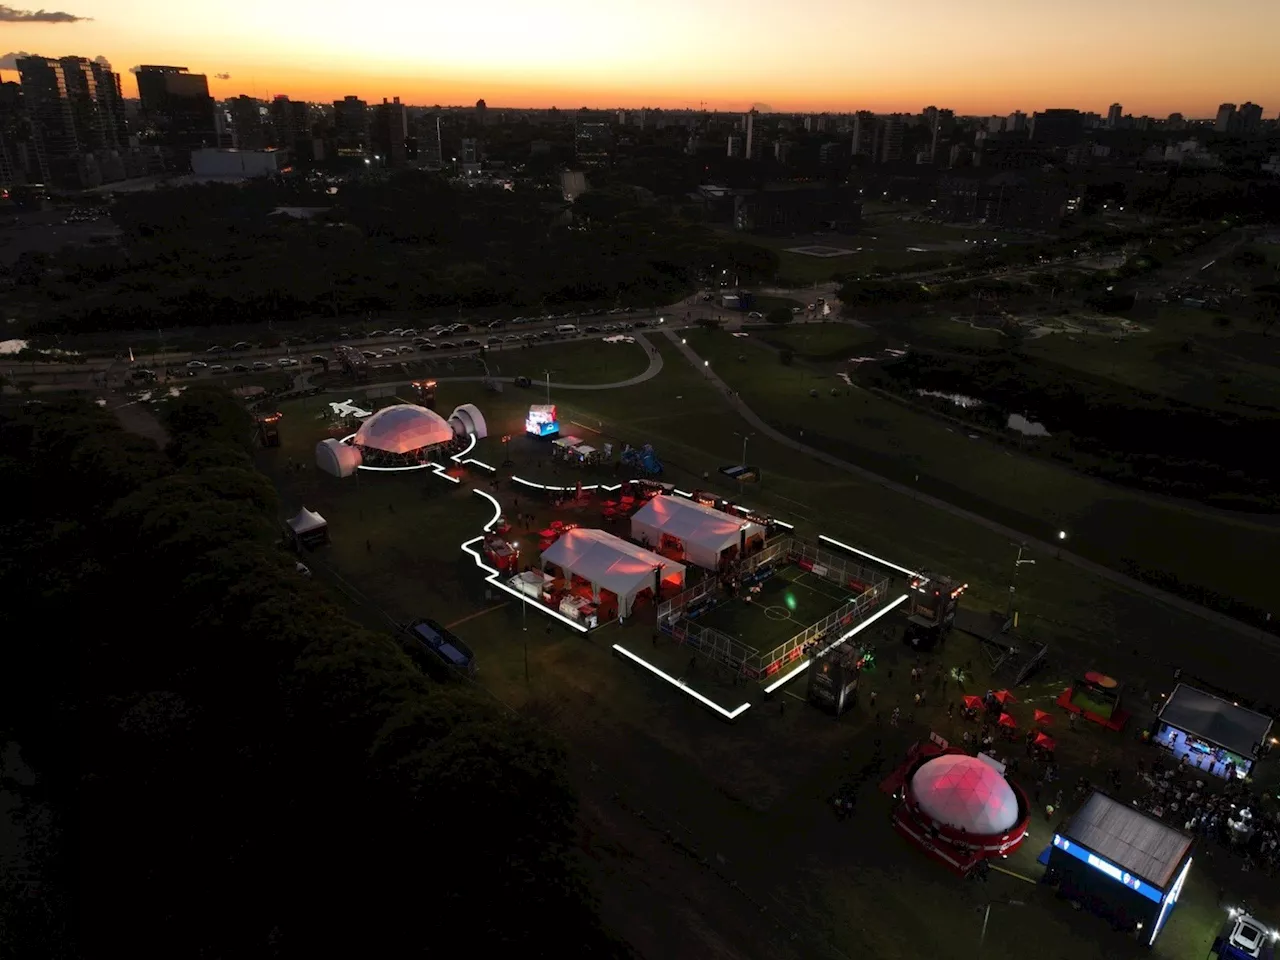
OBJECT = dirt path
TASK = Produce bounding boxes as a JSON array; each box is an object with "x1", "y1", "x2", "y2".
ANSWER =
[{"x1": 112, "y1": 399, "x2": 170, "y2": 448}]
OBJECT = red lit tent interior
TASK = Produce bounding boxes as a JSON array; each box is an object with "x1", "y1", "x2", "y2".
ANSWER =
[
  {"x1": 540, "y1": 527, "x2": 685, "y2": 619},
  {"x1": 883, "y1": 744, "x2": 1031, "y2": 877}
]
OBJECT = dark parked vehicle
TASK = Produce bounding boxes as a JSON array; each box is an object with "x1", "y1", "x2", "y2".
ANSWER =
[
  {"x1": 404, "y1": 618, "x2": 476, "y2": 678},
  {"x1": 310, "y1": 355, "x2": 327, "y2": 364},
  {"x1": 514, "y1": 375, "x2": 532, "y2": 388},
  {"x1": 232, "y1": 364, "x2": 249, "y2": 373}
]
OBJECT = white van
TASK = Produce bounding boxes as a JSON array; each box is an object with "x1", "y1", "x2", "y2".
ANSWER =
[{"x1": 555, "y1": 324, "x2": 578, "y2": 334}]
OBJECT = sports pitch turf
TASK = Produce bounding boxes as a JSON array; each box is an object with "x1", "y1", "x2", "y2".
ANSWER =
[{"x1": 695, "y1": 566, "x2": 858, "y2": 651}]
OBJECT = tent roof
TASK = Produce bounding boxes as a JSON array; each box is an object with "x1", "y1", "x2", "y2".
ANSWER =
[
  {"x1": 1158, "y1": 683, "x2": 1273, "y2": 758},
  {"x1": 1062, "y1": 791, "x2": 1192, "y2": 888},
  {"x1": 540, "y1": 528, "x2": 683, "y2": 598},
  {"x1": 909, "y1": 753, "x2": 1019, "y2": 836},
  {"x1": 631, "y1": 495, "x2": 763, "y2": 552},
  {"x1": 287, "y1": 508, "x2": 327, "y2": 534},
  {"x1": 354, "y1": 404, "x2": 454, "y2": 454}
]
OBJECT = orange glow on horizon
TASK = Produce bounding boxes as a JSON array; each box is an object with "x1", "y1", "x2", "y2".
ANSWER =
[{"x1": 1, "y1": 0, "x2": 1276, "y2": 118}]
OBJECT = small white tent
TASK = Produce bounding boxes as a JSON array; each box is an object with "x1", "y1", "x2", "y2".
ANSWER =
[
  {"x1": 540, "y1": 528, "x2": 684, "y2": 617},
  {"x1": 286, "y1": 508, "x2": 329, "y2": 548},
  {"x1": 630, "y1": 495, "x2": 765, "y2": 570},
  {"x1": 316, "y1": 438, "x2": 362, "y2": 477}
]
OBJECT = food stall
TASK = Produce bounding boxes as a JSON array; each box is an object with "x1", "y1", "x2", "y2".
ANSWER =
[
  {"x1": 510, "y1": 569, "x2": 553, "y2": 600},
  {"x1": 559, "y1": 595, "x2": 599, "y2": 628}
]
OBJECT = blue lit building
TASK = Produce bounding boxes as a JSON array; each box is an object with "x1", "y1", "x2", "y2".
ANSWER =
[{"x1": 1041, "y1": 791, "x2": 1193, "y2": 948}]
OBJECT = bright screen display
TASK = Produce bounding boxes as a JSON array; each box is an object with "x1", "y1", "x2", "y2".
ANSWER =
[
  {"x1": 525, "y1": 417, "x2": 560, "y2": 436},
  {"x1": 1148, "y1": 857, "x2": 1191, "y2": 945},
  {"x1": 1051, "y1": 834, "x2": 1165, "y2": 904}
]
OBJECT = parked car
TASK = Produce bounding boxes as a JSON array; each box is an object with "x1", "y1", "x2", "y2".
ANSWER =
[
  {"x1": 461, "y1": 338, "x2": 481, "y2": 347},
  {"x1": 747, "y1": 311, "x2": 764, "y2": 319},
  {"x1": 232, "y1": 364, "x2": 249, "y2": 373},
  {"x1": 186, "y1": 360, "x2": 207, "y2": 369},
  {"x1": 310, "y1": 355, "x2": 327, "y2": 364},
  {"x1": 454, "y1": 324, "x2": 472, "y2": 333},
  {"x1": 401, "y1": 328, "x2": 418, "y2": 337},
  {"x1": 398, "y1": 345, "x2": 415, "y2": 354},
  {"x1": 369, "y1": 330, "x2": 386, "y2": 337},
  {"x1": 380, "y1": 348, "x2": 398, "y2": 357},
  {"x1": 418, "y1": 342, "x2": 438, "y2": 351},
  {"x1": 230, "y1": 341, "x2": 251, "y2": 350},
  {"x1": 278, "y1": 357, "x2": 299, "y2": 367},
  {"x1": 206, "y1": 345, "x2": 224, "y2": 353},
  {"x1": 389, "y1": 328, "x2": 404, "y2": 337},
  {"x1": 209, "y1": 364, "x2": 228, "y2": 374},
  {"x1": 252, "y1": 360, "x2": 271, "y2": 370},
  {"x1": 485, "y1": 336, "x2": 501, "y2": 345},
  {"x1": 130, "y1": 369, "x2": 157, "y2": 381},
  {"x1": 404, "y1": 618, "x2": 476, "y2": 678}
]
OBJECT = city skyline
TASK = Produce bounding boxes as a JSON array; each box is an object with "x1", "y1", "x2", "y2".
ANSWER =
[{"x1": 1, "y1": 0, "x2": 1278, "y2": 117}]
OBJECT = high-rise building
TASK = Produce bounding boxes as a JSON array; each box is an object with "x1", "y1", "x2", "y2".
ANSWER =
[
  {"x1": 987, "y1": 115, "x2": 1005, "y2": 134},
  {"x1": 1029, "y1": 109, "x2": 1083, "y2": 146},
  {"x1": 574, "y1": 112, "x2": 611, "y2": 163},
  {"x1": 269, "y1": 95, "x2": 311, "y2": 149},
  {"x1": 743, "y1": 110, "x2": 757, "y2": 160},
  {"x1": 15, "y1": 57, "x2": 77, "y2": 185},
  {"x1": 0, "y1": 81, "x2": 39, "y2": 192},
  {"x1": 1214, "y1": 103, "x2": 1237, "y2": 133},
  {"x1": 475, "y1": 99, "x2": 487, "y2": 126},
  {"x1": 333, "y1": 95, "x2": 369, "y2": 155},
  {"x1": 372, "y1": 97, "x2": 408, "y2": 166},
  {"x1": 1106, "y1": 103, "x2": 1123, "y2": 129},
  {"x1": 851, "y1": 111, "x2": 880, "y2": 159},
  {"x1": 228, "y1": 95, "x2": 267, "y2": 150},
  {"x1": 726, "y1": 134, "x2": 743, "y2": 158},
  {"x1": 1005, "y1": 111, "x2": 1028, "y2": 133},
  {"x1": 1238, "y1": 102, "x2": 1263, "y2": 135},
  {"x1": 135, "y1": 65, "x2": 217, "y2": 154},
  {"x1": 880, "y1": 114, "x2": 905, "y2": 163}
]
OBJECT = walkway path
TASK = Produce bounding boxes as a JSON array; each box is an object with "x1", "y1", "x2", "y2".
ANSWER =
[{"x1": 660, "y1": 327, "x2": 1272, "y2": 645}]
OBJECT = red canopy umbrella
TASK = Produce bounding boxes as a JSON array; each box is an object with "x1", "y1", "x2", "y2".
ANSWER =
[
  {"x1": 1033, "y1": 709, "x2": 1053, "y2": 725},
  {"x1": 962, "y1": 695, "x2": 984, "y2": 710},
  {"x1": 538, "y1": 528, "x2": 557, "y2": 539},
  {"x1": 994, "y1": 689, "x2": 1017, "y2": 705},
  {"x1": 997, "y1": 712, "x2": 1018, "y2": 729},
  {"x1": 1034, "y1": 732, "x2": 1056, "y2": 751}
]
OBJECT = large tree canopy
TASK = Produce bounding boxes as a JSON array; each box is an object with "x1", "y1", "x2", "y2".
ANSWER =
[{"x1": 0, "y1": 390, "x2": 625, "y2": 959}]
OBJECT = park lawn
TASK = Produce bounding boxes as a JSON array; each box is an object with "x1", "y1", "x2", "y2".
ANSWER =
[
  {"x1": 260, "y1": 335, "x2": 1279, "y2": 959},
  {"x1": 748, "y1": 322, "x2": 880, "y2": 362},
  {"x1": 681, "y1": 326, "x2": 1276, "y2": 616}
]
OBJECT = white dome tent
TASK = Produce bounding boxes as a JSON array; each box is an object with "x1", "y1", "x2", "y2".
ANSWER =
[
  {"x1": 315, "y1": 438, "x2": 362, "y2": 477},
  {"x1": 909, "y1": 753, "x2": 1019, "y2": 836},
  {"x1": 354, "y1": 404, "x2": 455, "y2": 455}
]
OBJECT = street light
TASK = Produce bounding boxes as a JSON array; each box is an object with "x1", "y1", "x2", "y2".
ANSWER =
[
  {"x1": 1057, "y1": 529, "x2": 1067, "y2": 559},
  {"x1": 734, "y1": 430, "x2": 754, "y2": 468},
  {"x1": 1006, "y1": 543, "x2": 1035, "y2": 621}
]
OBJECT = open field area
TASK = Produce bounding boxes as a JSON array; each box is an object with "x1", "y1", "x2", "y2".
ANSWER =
[
  {"x1": 256, "y1": 330, "x2": 1280, "y2": 959},
  {"x1": 683, "y1": 324, "x2": 1277, "y2": 614}
]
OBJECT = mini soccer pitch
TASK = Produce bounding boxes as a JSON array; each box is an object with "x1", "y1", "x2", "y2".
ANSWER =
[{"x1": 696, "y1": 566, "x2": 859, "y2": 650}]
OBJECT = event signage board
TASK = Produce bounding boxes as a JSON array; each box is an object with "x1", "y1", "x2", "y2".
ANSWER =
[{"x1": 1051, "y1": 834, "x2": 1164, "y2": 903}]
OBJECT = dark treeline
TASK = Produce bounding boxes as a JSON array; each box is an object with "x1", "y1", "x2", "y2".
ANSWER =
[
  {"x1": 0, "y1": 392, "x2": 626, "y2": 958},
  {"x1": 14, "y1": 172, "x2": 779, "y2": 337},
  {"x1": 868, "y1": 349, "x2": 1279, "y2": 511}
]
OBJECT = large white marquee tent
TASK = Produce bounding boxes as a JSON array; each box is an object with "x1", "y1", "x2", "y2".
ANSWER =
[
  {"x1": 629, "y1": 495, "x2": 765, "y2": 570},
  {"x1": 540, "y1": 528, "x2": 685, "y2": 617}
]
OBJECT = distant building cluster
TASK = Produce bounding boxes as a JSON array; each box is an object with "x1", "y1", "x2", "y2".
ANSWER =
[{"x1": 3, "y1": 56, "x2": 1278, "y2": 206}]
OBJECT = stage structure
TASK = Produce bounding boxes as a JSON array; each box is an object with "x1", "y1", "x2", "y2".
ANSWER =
[
  {"x1": 314, "y1": 402, "x2": 488, "y2": 476},
  {"x1": 1151, "y1": 683, "x2": 1273, "y2": 780},
  {"x1": 657, "y1": 534, "x2": 889, "y2": 681},
  {"x1": 1041, "y1": 790, "x2": 1193, "y2": 947},
  {"x1": 904, "y1": 574, "x2": 966, "y2": 650},
  {"x1": 885, "y1": 744, "x2": 1031, "y2": 877},
  {"x1": 411, "y1": 379, "x2": 438, "y2": 410},
  {"x1": 526, "y1": 404, "x2": 560, "y2": 437}
]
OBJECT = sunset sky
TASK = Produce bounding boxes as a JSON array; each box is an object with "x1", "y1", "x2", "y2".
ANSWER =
[{"x1": 2, "y1": 0, "x2": 1278, "y2": 117}]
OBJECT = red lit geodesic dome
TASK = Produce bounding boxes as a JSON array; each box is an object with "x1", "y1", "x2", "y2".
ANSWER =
[
  {"x1": 350, "y1": 403, "x2": 457, "y2": 465},
  {"x1": 890, "y1": 747, "x2": 1030, "y2": 876}
]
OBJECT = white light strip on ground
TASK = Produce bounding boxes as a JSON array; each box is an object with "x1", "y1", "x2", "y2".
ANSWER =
[
  {"x1": 449, "y1": 433, "x2": 477, "y2": 463},
  {"x1": 472, "y1": 489, "x2": 503, "y2": 532},
  {"x1": 773, "y1": 520, "x2": 795, "y2": 530},
  {"x1": 818, "y1": 534, "x2": 918, "y2": 578},
  {"x1": 509, "y1": 475, "x2": 600, "y2": 493},
  {"x1": 733, "y1": 505, "x2": 752, "y2": 514},
  {"x1": 462, "y1": 459, "x2": 496, "y2": 472},
  {"x1": 460, "y1": 535, "x2": 588, "y2": 633},
  {"x1": 763, "y1": 593, "x2": 910, "y2": 693},
  {"x1": 674, "y1": 488, "x2": 693, "y2": 497},
  {"x1": 612, "y1": 644, "x2": 751, "y2": 720}
]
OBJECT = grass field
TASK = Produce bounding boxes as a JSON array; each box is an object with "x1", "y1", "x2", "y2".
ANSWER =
[
  {"x1": 257, "y1": 331, "x2": 1280, "y2": 960},
  {"x1": 687, "y1": 324, "x2": 1277, "y2": 614},
  {"x1": 697, "y1": 566, "x2": 857, "y2": 651}
]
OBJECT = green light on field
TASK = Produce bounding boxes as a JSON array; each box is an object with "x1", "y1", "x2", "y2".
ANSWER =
[{"x1": 785, "y1": 593, "x2": 797, "y2": 611}]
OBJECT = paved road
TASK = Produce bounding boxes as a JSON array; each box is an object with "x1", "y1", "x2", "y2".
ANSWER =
[{"x1": 660, "y1": 327, "x2": 1272, "y2": 645}]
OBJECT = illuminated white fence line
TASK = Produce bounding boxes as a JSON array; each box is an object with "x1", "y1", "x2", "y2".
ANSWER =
[
  {"x1": 611, "y1": 644, "x2": 751, "y2": 721},
  {"x1": 763, "y1": 593, "x2": 910, "y2": 694},
  {"x1": 450, "y1": 434, "x2": 496, "y2": 472},
  {"x1": 818, "y1": 534, "x2": 918, "y2": 578},
  {"x1": 472, "y1": 489, "x2": 503, "y2": 532}
]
